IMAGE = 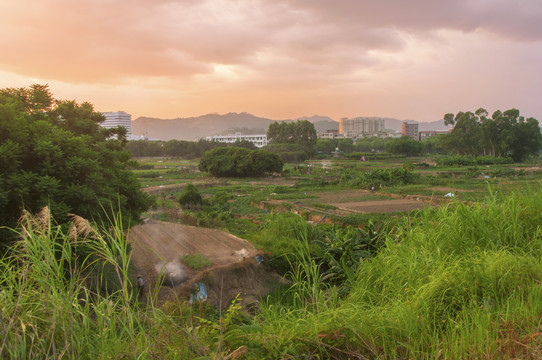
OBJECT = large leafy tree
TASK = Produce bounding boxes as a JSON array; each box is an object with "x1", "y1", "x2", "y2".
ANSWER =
[
  {"x1": 199, "y1": 147, "x2": 283, "y2": 177},
  {"x1": 442, "y1": 108, "x2": 542, "y2": 161},
  {"x1": 0, "y1": 85, "x2": 150, "y2": 243}
]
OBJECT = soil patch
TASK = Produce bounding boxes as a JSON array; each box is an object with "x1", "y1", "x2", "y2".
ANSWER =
[
  {"x1": 334, "y1": 199, "x2": 429, "y2": 213},
  {"x1": 129, "y1": 220, "x2": 282, "y2": 308},
  {"x1": 310, "y1": 189, "x2": 386, "y2": 203}
]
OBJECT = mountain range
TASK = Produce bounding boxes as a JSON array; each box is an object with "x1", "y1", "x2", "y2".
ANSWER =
[{"x1": 131, "y1": 113, "x2": 450, "y2": 141}]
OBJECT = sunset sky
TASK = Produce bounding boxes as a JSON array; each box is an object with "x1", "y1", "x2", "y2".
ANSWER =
[{"x1": 1, "y1": 0, "x2": 541, "y2": 123}]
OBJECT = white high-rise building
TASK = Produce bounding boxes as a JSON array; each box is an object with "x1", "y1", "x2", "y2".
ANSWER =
[
  {"x1": 101, "y1": 111, "x2": 132, "y2": 137},
  {"x1": 339, "y1": 117, "x2": 385, "y2": 138}
]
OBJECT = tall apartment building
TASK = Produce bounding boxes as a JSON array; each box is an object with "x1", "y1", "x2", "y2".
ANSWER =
[
  {"x1": 402, "y1": 121, "x2": 419, "y2": 140},
  {"x1": 339, "y1": 117, "x2": 385, "y2": 138},
  {"x1": 101, "y1": 111, "x2": 132, "y2": 137}
]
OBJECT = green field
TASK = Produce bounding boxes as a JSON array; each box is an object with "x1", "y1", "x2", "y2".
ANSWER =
[
  {"x1": 4, "y1": 155, "x2": 542, "y2": 359},
  {"x1": 134, "y1": 156, "x2": 542, "y2": 228}
]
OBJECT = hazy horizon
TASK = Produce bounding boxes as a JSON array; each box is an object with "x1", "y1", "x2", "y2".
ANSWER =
[{"x1": 1, "y1": 0, "x2": 541, "y2": 123}]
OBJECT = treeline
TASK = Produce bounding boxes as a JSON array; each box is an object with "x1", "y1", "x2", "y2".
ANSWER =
[
  {"x1": 442, "y1": 108, "x2": 542, "y2": 161},
  {"x1": 316, "y1": 136, "x2": 440, "y2": 156},
  {"x1": 128, "y1": 108, "x2": 541, "y2": 163},
  {"x1": 126, "y1": 138, "x2": 256, "y2": 158},
  {"x1": 127, "y1": 136, "x2": 438, "y2": 160}
]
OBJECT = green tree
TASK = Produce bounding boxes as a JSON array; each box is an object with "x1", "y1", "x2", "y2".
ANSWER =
[
  {"x1": 442, "y1": 108, "x2": 541, "y2": 161},
  {"x1": 267, "y1": 120, "x2": 317, "y2": 156},
  {"x1": 442, "y1": 111, "x2": 483, "y2": 155},
  {"x1": 0, "y1": 85, "x2": 150, "y2": 244},
  {"x1": 127, "y1": 140, "x2": 165, "y2": 157},
  {"x1": 199, "y1": 147, "x2": 283, "y2": 177},
  {"x1": 508, "y1": 117, "x2": 542, "y2": 162},
  {"x1": 336, "y1": 138, "x2": 355, "y2": 153},
  {"x1": 316, "y1": 139, "x2": 336, "y2": 154},
  {"x1": 385, "y1": 136, "x2": 423, "y2": 156},
  {"x1": 422, "y1": 134, "x2": 446, "y2": 154},
  {"x1": 354, "y1": 137, "x2": 386, "y2": 153},
  {"x1": 233, "y1": 139, "x2": 257, "y2": 150},
  {"x1": 263, "y1": 143, "x2": 308, "y2": 163}
]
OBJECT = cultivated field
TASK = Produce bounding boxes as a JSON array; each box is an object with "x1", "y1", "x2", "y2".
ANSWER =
[{"x1": 129, "y1": 155, "x2": 542, "y2": 306}]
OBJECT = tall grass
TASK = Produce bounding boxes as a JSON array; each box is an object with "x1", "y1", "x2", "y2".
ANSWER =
[
  {"x1": 239, "y1": 187, "x2": 542, "y2": 358},
  {"x1": 0, "y1": 207, "x2": 151, "y2": 359},
  {"x1": 0, "y1": 207, "x2": 251, "y2": 359},
  {"x1": 4, "y1": 186, "x2": 542, "y2": 358}
]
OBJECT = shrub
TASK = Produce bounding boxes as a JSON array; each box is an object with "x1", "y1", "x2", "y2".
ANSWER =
[{"x1": 178, "y1": 183, "x2": 203, "y2": 209}]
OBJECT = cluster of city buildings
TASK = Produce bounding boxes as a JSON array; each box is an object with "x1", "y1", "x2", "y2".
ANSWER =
[
  {"x1": 99, "y1": 112, "x2": 449, "y2": 148},
  {"x1": 400, "y1": 121, "x2": 451, "y2": 141},
  {"x1": 317, "y1": 117, "x2": 449, "y2": 142},
  {"x1": 204, "y1": 118, "x2": 449, "y2": 148}
]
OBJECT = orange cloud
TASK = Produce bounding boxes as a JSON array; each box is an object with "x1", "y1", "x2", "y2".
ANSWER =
[{"x1": 0, "y1": 0, "x2": 540, "y2": 122}]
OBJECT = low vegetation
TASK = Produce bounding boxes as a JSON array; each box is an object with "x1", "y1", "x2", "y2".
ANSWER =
[
  {"x1": 4, "y1": 187, "x2": 542, "y2": 358},
  {"x1": 3, "y1": 85, "x2": 542, "y2": 358},
  {"x1": 180, "y1": 254, "x2": 213, "y2": 270}
]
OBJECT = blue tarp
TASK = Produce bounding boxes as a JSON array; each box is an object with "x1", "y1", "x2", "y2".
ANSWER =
[{"x1": 192, "y1": 282, "x2": 207, "y2": 302}]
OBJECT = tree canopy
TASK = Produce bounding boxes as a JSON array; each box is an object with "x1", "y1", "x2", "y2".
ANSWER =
[
  {"x1": 267, "y1": 120, "x2": 317, "y2": 153},
  {"x1": 265, "y1": 120, "x2": 317, "y2": 161},
  {"x1": 442, "y1": 108, "x2": 542, "y2": 161},
  {"x1": 385, "y1": 136, "x2": 424, "y2": 156},
  {"x1": 199, "y1": 147, "x2": 283, "y2": 177},
  {"x1": 0, "y1": 84, "x2": 150, "y2": 243}
]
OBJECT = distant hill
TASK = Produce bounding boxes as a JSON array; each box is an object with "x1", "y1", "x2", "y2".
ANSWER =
[
  {"x1": 132, "y1": 112, "x2": 274, "y2": 141},
  {"x1": 132, "y1": 113, "x2": 449, "y2": 141}
]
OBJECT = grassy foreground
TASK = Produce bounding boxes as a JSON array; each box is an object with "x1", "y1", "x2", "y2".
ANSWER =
[{"x1": 2, "y1": 187, "x2": 542, "y2": 358}]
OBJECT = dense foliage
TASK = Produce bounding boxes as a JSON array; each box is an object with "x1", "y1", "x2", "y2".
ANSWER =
[
  {"x1": 266, "y1": 120, "x2": 317, "y2": 158},
  {"x1": 442, "y1": 108, "x2": 542, "y2": 161},
  {"x1": 126, "y1": 138, "x2": 256, "y2": 158},
  {"x1": 263, "y1": 143, "x2": 308, "y2": 163},
  {"x1": 355, "y1": 167, "x2": 419, "y2": 188},
  {"x1": 385, "y1": 136, "x2": 424, "y2": 156},
  {"x1": 199, "y1": 147, "x2": 283, "y2": 177},
  {"x1": 0, "y1": 85, "x2": 149, "y2": 242},
  {"x1": 178, "y1": 183, "x2": 203, "y2": 209}
]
